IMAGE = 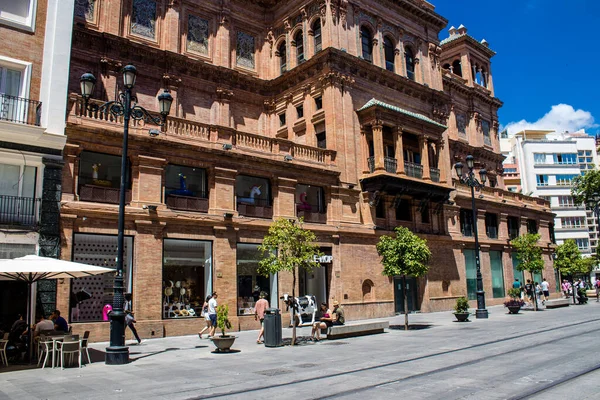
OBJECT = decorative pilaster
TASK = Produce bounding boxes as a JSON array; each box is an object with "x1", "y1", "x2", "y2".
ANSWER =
[
  {"x1": 420, "y1": 136, "x2": 430, "y2": 180},
  {"x1": 372, "y1": 122, "x2": 384, "y2": 171},
  {"x1": 394, "y1": 126, "x2": 405, "y2": 175}
]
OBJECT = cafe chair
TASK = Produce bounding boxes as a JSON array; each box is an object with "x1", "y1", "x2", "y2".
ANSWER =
[
  {"x1": 37, "y1": 335, "x2": 54, "y2": 369},
  {"x1": 57, "y1": 339, "x2": 81, "y2": 369},
  {"x1": 0, "y1": 338, "x2": 8, "y2": 366},
  {"x1": 81, "y1": 331, "x2": 91, "y2": 364}
]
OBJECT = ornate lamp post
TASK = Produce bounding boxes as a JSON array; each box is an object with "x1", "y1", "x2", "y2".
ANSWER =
[
  {"x1": 80, "y1": 65, "x2": 173, "y2": 365},
  {"x1": 454, "y1": 155, "x2": 488, "y2": 319}
]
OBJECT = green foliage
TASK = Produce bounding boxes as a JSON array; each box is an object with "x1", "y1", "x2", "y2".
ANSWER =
[
  {"x1": 507, "y1": 288, "x2": 521, "y2": 299},
  {"x1": 571, "y1": 169, "x2": 600, "y2": 205},
  {"x1": 216, "y1": 304, "x2": 232, "y2": 337},
  {"x1": 258, "y1": 218, "x2": 322, "y2": 277},
  {"x1": 376, "y1": 226, "x2": 431, "y2": 278},
  {"x1": 553, "y1": 240, "x2": 594, "y2": 276},
  {"x1": 454, "y1": 297, "x2": 470, "y2": 313},
  {"x1": 510, "y1": 233, "x2": 544, "y2": 274}
]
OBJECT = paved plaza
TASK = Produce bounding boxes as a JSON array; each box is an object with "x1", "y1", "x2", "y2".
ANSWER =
[{"x1": 1, "y1": 302, "x2": 600, "y2": 400}]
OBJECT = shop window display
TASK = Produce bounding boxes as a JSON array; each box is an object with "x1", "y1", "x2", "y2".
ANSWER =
[
  {"x1": 163, "y1": 239, "x2": 212, "y2": 319},
  {"x1": 236, "y1": 243, "x2": 277, "y2": 316},
  {"x1": 71, "y1": 233, "x2": 133, "y2": 322}
]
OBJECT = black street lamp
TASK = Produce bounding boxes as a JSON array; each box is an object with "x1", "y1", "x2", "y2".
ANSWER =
[
  {"x1": 80, "y1": 65, "x2": 173, "y2": 365},
  {"x1": 454, "y1": 155, "x2": 489, "y2": 319}
]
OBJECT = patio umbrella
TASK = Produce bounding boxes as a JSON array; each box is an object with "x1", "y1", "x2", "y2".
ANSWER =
[{"x1": 0, "y1": 255, "x2": 116, "y2": 362}]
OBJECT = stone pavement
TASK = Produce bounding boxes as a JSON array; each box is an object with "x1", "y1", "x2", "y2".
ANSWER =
[{"x1": 1, "y1": 301, "x2": 600, "y2": 400}]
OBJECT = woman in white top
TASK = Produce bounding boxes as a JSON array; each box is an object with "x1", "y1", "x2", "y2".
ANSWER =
[{"x1": 198, "y1": 295, "x2": 212, "y2": 339}]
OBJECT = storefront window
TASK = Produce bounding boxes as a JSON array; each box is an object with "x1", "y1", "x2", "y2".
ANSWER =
[
  {"x1": 165, "y1": 165, "x2": 208, "y2": 212},
  {"x1": 236, "y1": 175, "x2": 271, "y2": 207},
  {"x1": 236, "y1": 243, "x2": 277, "y2": 316},
  {"x1": 296, "y1": 184, "x2": 325, "y2": 213},
  {"x1": 71, "y1": 233, "x2": 132, "y2": 322},
  {"x1": 163, "y1": 239, "x2": 212, "y2": 319}
]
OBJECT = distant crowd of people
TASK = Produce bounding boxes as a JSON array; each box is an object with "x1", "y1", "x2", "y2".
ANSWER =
[{"x1": 512, "y1": 276, "x2": 600, "y2": 304}]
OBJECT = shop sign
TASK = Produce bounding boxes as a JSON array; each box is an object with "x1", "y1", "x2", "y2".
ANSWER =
[{"x1": 314, "y1": 255, "x2": 333, "y2": 263}]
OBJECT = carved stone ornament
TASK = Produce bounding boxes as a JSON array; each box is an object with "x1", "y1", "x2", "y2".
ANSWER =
[
  {"x1": 264, "y1": 98, "x2": 276, "y2": 113},
  {"x1": 99, "y1": 57, "x2": 123, "y2": 74},
  {"x1": 318, "y1": 71, "x2": 355, "y2": 89},
  {"x1": 339, "y1": 0, "x2": 348, "y2": 25},
  {"x1": 301, "y1": 7, "x2": 307, "y2": 20},
  {"x1": 433, "y1": 104, "x2": 449, "y2": 123},
  {"x1": 162, "y1": 73, "x2": 182, "y2": 87},
  {"x1": 216, "y1": 87, "x2": 234, "y2": 99},
  {"x1": 428, "y1": 43, "x2": 442, "y2": 68},
  {"x1": 319, "y1": 0, "x2": 327, "y2": 21},
  {"x1": 284, "y1": 19, "x2": 291, "y2": 31}
]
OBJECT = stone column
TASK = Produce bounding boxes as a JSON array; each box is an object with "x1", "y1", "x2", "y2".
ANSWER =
[
  {"x1": 274, "y1": 177, "x2": 296, "y2": 219},
  {"x1": 394, "y1": 127, "x2": 405, "y2": 175},
  {"x1": 420, "y1": 136, "x2": 430, "y2": 180},
  {"x1": 62, "y1": 143, "x2": 81, "y2": 201},
  {"x1": 520, "y1": 216, "x2": 528, "y2": 236},
  {"x1": 210, "y1": 167, "x2": 237, "y2": 215},
  {"x1": 133, "y1": 220, "x2": 166, "y2": 321},
  {"x1": 360, "y1": 126, "x2": 370, "y2": 174},
  {"x1": 539, "y1": 219, "x2": 551, "y2": 244},
  {"x1": 477, "y1": 209, "x2": 487, "y2": 240},
  {"x1": 130, "y1": 155, "x2": 166, "y2": 208},
  {"x1": 499, "y1": 213, "x2": 509, "y2": 240},
  {"x1": 372, "y1": 122, "x2": 384, "y2": 171},
  {"x1": 436, "y1": 140, "x2": 447, "y2": 183}
]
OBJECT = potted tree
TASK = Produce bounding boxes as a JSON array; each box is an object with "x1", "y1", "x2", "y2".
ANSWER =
[
  {"x1": 210, "y1": 304, "x2": 236, "y2": 352},
  {"x1": 453, "y1": 297, "x2": 470, "y2": 322},
  {"x1": 504, "y1": 288, "x2": 525, "y2": 314}
]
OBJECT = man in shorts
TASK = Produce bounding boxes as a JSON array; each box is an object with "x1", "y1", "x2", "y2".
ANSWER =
[
  {"x1": 254, "y1": 292, "x2": 269, "y2": 344},
  {"x1": 541, "y1": 278, "x2": 550, "y2": 303},
  {"x1": 524, "y1": 280, "x2": 533, "y2": 303},
  {"x1": 208, "y1": 292, "x2": 218, "y2": 337}
]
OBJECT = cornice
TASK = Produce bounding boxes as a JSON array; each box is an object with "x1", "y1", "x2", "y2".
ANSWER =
[{"x1": 442, "y1": 74, "x2": 503, "y2": 109}]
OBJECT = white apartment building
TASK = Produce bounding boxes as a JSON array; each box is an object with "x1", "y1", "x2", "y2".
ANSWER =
[{"x1": 502, "y1": 130, "x2": 599, "y2": 266}]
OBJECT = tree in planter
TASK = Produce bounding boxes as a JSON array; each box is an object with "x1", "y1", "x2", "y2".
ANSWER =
[
  {"x1": 258, "y1": 218, "x2": 322, "y2": 346},
  {"x1": 216, "y1": 304, "x2": 232, "y2": 337},
  {"x1": 376, "y1": 226, "x2": 431, "y2": 330},
  {"x1": 510, "y1": 233, "x2": 545, "y2": 311}
]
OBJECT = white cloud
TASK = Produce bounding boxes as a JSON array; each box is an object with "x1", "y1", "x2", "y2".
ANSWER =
[{"x1": 504, "y1": 104, "x2": 597, "y2": 136}]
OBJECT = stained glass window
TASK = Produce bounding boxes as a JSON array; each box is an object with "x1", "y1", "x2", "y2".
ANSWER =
[
  {"x1": 74, "y1": 0, "x2": 95, "y2": 22},
  {"x1": 187, "y1": 15, "x2": 209, "y2": 54},
  {"x1": 131, "y1": 0, "x2": 157, "y2": 39},
  {"x1": 236, "y1": 31, "x2": 255, "y2": 69}
]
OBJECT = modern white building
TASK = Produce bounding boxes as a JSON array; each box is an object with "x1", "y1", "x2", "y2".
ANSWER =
[
  {"x1": 502, "y1": 130, "x2": 599, "y2": 267},
  {"x1": 0, "y1": 0, "x2": 74, "y2": 323}
]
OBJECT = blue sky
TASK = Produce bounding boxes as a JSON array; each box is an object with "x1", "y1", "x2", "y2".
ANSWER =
[{"x1": 434, "y1": 0, "x2": 599, "y2": 136}]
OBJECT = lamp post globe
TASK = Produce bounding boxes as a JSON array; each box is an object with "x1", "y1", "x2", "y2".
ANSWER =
[
  {"x1": 479, "y1": 169, "x2": 487, "y2": 184},
  {"x1": 122, "y1": 65, "x2": 137, "y2": 89},
  {"x1": 158, "y1": 90, "x2": 173, "y2": 116},
  {"x1": 454, "y1": 162, "x2": 464, "y2": 178},
  {"x1": 80, "y1": 73, "x2": 96, "y2": 99},
  {"x1": 466, "y1": 154, "x2": 475, "y2": 169}
]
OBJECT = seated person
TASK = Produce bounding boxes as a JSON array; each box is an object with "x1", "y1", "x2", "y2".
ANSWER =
[
  {"x1": 331, "y1": 301, "x2": 345, "y2": 326},
  {"x1": 310, "y1": 303, "x2": 331, "y2": 341},
  {"x1": 51, "y1": 309, "x2": 69, "y2": 332},
  {"x1": 9, "y1": 314, "x2": 28, "y2": 344},
  {"x1": 33, "y1": 315, "x2": 54, "y2": 338}
]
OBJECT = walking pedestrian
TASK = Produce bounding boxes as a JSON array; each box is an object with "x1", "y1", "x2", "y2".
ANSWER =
[
  {"x1": 254, "y1": 292, "x2": 269, "y2": 344},
  {"x1": 595, "y1": 279, "x2": 600, "y2": 302},
  {"x1": 208, "y1": 292, "x2": 218, "y2": 337},
  {"x1": 561, "y1": 279, "x2": 569, "y2": 298},
  {"x1": 198, "y1": 295, "x2": 212, "y2": 339},
  {"x1": 541, "y1": 278, "x2": 550, "y2": 303},
  {"x1": 524, "y1": 279, "x2": 533, "y2": 303},
  {"x1": 124, "y1": 293, "x2": 142, "y2": 344}
]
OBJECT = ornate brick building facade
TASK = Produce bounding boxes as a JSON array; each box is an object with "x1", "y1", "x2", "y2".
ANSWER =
[{"x1": 58, "y1": 0, "x2": 555, "y2": 340}]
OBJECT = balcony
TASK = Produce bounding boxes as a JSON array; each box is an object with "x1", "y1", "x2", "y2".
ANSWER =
[
  {"x1": 367, "y1": 156, "x2": 397, "y2": 174},
  {"x1": 0, "y1": 94, "x2": 41, "y2": 126},
  {"x1": 0, "y1": 195, "x2": 41, "y2": 227},
  {"x1": 237, "y1": 198, "x2": 273, "y2": 219},
  {"x1": 404, "y1": 161, "x2": 423, "y2": 179},
  {"x1": 166, "y1": 193, "x2": 209, "y2": 213},
  {"x1": 430, "y1": 167, "x2": 440, "y2": 183},
  {"x1": 79, "y1": 184, "x2": 131, "y2": 204},
  {"x1": 297, "y1": 209, "x2": 327, "y2": 224}
]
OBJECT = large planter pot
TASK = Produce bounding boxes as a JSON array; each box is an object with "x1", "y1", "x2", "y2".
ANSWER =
[
  {"x1": 507, "y1": 305, "x2": 521, "y2": 314},
  {"x1": 586, "y1": 289, "x2": 597, "y2": 298},
  {"x1": 211, "y1": 335, "x2": 237, "y2": 352},
  {"x1": 454, "y1": 312, "x2": 470, "y2": 322}
]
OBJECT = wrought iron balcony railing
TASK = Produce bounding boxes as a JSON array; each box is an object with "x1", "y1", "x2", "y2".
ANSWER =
[
  {"x1": 0, "y1": 195, "x2": 41, "y2": 226},
  {"x1": 0, "y1": 94, "x2": 41, "y2": 126},
  {"x1": 404, "y1": 161, "x2": 423, "y2": 179}
]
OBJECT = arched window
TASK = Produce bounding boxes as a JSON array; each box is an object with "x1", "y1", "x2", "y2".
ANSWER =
[
  {"x1": 312, "y1": 19, "x2": 322, "y2": 52},
  {"x1": 452, "y1": 59, "x2": 462, "y2": 77},
  {"x1": 405, "y1": 47, "x2": 415, "y2": 80},
  {"x1": 360, "y1": 26, "x2": 373, "y2": 63},
  {"x1": 295, "y1": 31, "x2": 304, "y2": 64},
  {"x1": 278, "y1": 42, "x2": 286, "y2": 73},
  {"x1": 383, "y1": 36, "x2": 395, "y2": 72}
]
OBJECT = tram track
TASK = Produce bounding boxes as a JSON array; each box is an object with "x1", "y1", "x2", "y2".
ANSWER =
[{"x1": 188, "y1": 317, "x2": 600, "y2": 399}]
